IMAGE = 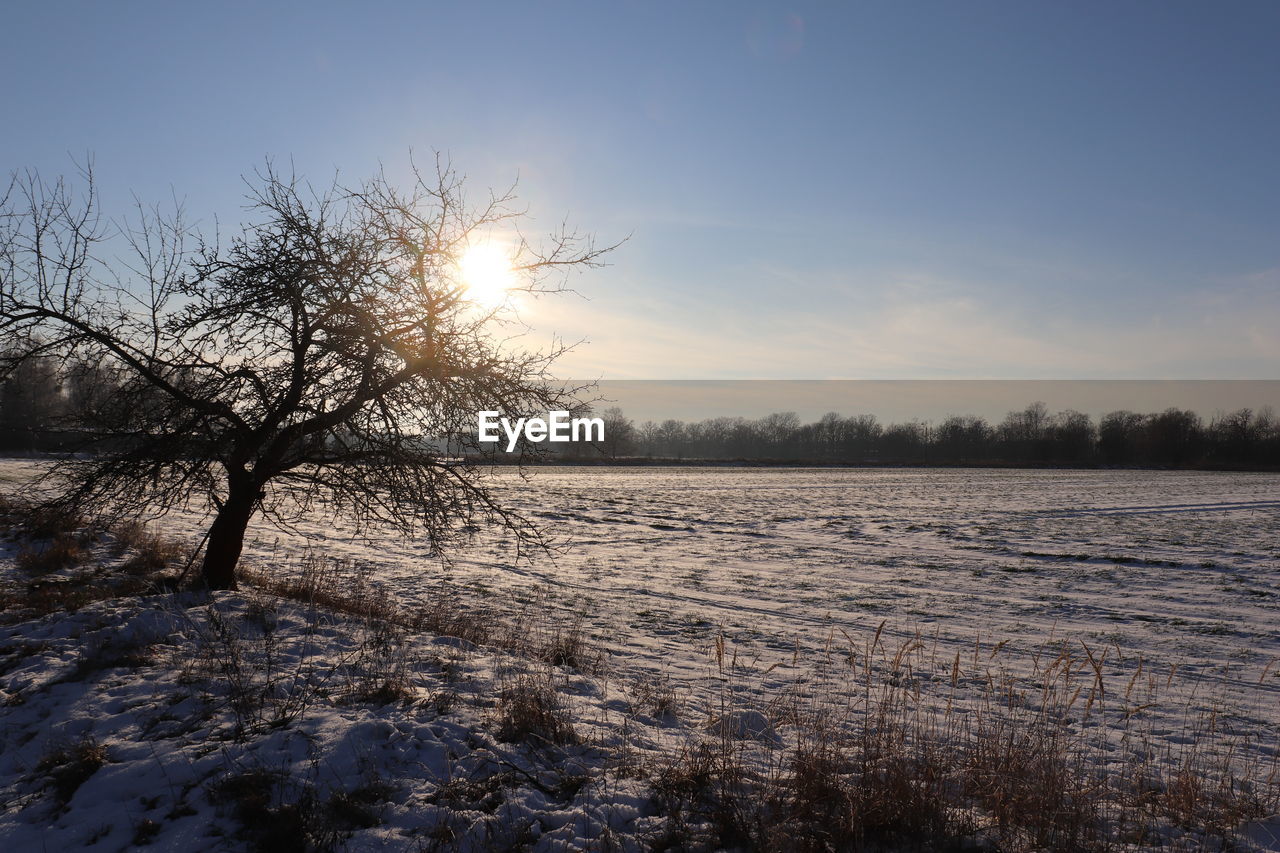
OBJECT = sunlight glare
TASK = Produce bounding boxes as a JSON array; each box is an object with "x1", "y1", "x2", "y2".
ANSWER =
[{"x1": 458, "y1": 243, "x2": 516, "y2": 308}]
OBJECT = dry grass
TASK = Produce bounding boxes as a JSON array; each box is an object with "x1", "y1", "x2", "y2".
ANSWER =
[
  {"x1": 244, "y1": 555, "x2": 606, "y2": 676},
  {"x1": 11, "y1": 502, "x2": 84, "y2": 541},
  {"x1": 495, "y1": 671, "x2": 579, "y2": 745},
  {"x1": 416, "y1": 591, "x2": 497, "y2": 647},
  {"x1": 0, "y1": 497, "x2": 182, "y2": 621},
  {"x1": 1, "y1": 574, "x2": 158, "y2": 621},
  {"x1": 187, "y1": 597, "x2": 346, "y2": 739},
  {"x1": 38, "y1": 735, "x2": 109, "y2": 805},
  {"x1": 341, "y1": 618, "x2": 418, "y2": 707},
  {"x1": 641, "y1": 625, "x2": 1280, "y2": 851},
  {"x1": 241, "y1": 557, "x2": 399, "y2": 623},
  {"x1": 630, "y1": 673, "x2": 680, "y2": 720},
  {"x1": 108, "y1": 521, "x2": 187, "y2": 575},
  {"x1": 207, "y1": 766, "x2": 389, "y2": 852},
  {"x1": 0, "y1": 495, "x2": 91, "y2": 573},
  {"x1": 15, "y1": 533, "x2": 86, "y2": 573}
]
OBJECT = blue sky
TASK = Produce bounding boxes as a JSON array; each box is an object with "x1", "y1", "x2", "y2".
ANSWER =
[{"x1": 3, "y1": 1, "x2": 1277, "y2": 378}]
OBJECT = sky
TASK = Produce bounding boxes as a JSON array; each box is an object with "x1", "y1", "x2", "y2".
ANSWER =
[
  {"x1": 590, "y1": 381, "x2": 1280, "y2": 424},
  {"x1": 3, "y1": 1, "x2": 1277, "y2": 380}
]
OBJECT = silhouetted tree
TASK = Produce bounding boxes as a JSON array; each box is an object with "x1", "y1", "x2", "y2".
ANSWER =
[
  {"x1": 998, "y1": 401, "x2": 1050, "y2": 462},
  {"x1": 0, "y1": 160, "x2": 612, "y2": 588},
  {"x1": 62, "y1": 358, "x2": 122, "y2": 427},
  {"x1": 570, "y1": 403, "x2": 1279, "y2": 468},
  {"x1": 759, "y1": 412, "x2": 800, "y2": 456},
  {"x1": 0, "y1": 350, "x2": 62, "y2": 447},
  {"x1": 1047, "y1": 409, "x2": 1095, "y2": 463},
  {"x1": 598, "y1": 406, "x2": 635, "y2": 458},
  {"x1": 881, "y1": 420, "x2": 926, "y2": 462},
  {"x1": 1098, "y1": 410, "x2": 1145, "y2": 465},
  {"x1": 1145, "y1": 408, "x2": 1202, "y2": 467},
  {"x1": 635, "y1": 420, "x2": 659, "y2": 456},
  {"x1": 935, "y1": 415, "x2": 992, "y2": 463},
  {"x1": 656, "y1": 419, "x2": 687, "y2": 458}
]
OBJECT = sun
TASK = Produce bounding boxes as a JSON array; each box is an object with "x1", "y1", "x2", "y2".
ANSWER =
[{"x1": 457, "y1": 243, "x2": 516, "y2": 308}]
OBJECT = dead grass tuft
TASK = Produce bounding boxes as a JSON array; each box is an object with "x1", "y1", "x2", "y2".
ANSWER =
[
  {"x1": 630, "y1": 673, "x2": 680, "y2": 719},
  {"x1": 416, "y1": 593, "x2": 495, "y2": 647},
  {"x1": 17, "y1": 503, "x2": 85, "y2": 541},
  {"x1": 38, "y1": 735, "x2": 109, "y2": 805},
  {"x1": 496, "y1": 672, "x2": 579, "y2": 745},
  {"x1": 110, "y1": 521, "x2": 187, "y2": 575},
  {"x1": 242, "y1": 555, "x2": 400, "y2": 623},
  {"x1": 209, "y1": 767, "x2": 391, "y2": 852},
  {"x1": 16, "y1": 534, "x2": 85, "y2": 574},
  {"x1": 0, "y1": 497, "x2": 180, "y2": 622}
]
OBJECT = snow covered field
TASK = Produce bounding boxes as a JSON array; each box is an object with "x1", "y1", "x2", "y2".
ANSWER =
[
  {"x1": 2, "y1": 461, "x2": 1278, "y2": 850},
  {"x1": 219, "y1": 466, "x2": 1280, "y2": 730}
]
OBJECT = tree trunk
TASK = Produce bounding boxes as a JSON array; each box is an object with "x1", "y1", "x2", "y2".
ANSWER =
[{"x1": 200, "y1": 485, "x2": 258, "y2": 590}]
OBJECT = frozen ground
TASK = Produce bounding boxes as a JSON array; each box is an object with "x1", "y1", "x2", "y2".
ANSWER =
[
  {"x1": 181, "y1": 466, "x2": 1280, "y2": 733},
  {"x1": 2, "y1": 462, "x2": 1278, "y2": 849},
  {"x1": 0, "y1": 592, "x2": 666, "y2": 851}
]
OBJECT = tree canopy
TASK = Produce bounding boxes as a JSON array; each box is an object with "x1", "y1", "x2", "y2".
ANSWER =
[{"x1": 0, "y1": 158, "x2": 612, "y2": 588}]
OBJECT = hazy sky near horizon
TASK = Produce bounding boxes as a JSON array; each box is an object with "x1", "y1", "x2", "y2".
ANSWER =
[{"x1": 3, "y1": 1, "x2": 1277, "y2": 379}]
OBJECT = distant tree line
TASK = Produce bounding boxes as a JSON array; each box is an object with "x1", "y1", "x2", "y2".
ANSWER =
[
  {"x1": 4, "y1": 362, "x2": 1278, "y2": 469},
  {"x1": 561, "y1": 402, "x2": 1280, "y2": 469},
  {"x1": 0, "y1": 352, "x2": 120, "y2": 451}
]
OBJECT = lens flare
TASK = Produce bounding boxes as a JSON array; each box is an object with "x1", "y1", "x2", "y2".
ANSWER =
[{"x1": 457, "y1": 243, "x2": 515, "y2": 308}]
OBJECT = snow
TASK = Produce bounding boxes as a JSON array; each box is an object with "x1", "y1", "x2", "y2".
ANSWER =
[
  {"x1": 2, "y1": 461, "x2": 1278, "y2": 849},
  {"x1": 702, "y1": 710, "x2": 778, "y2": 744},
  {"x1": 1242, "y1": 817, "x2": 1280, "y2": 852},
  {"x1": 198, "y1": 466, "x2": 1280, "y2": 750},
  {"x1": 0, "y1": 593, "x2": 662, "y2": 851}
]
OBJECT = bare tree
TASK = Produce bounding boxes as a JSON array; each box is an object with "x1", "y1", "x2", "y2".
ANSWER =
[
  {"x1": 0, "y1": 350, "x2": 63, "y2": 439},
  {"x1": 598, "y1": 406, "x2": 635, "y2": 458},
  {"x1": 0, "y1": 158, "x2": 613, "y2": 588}
]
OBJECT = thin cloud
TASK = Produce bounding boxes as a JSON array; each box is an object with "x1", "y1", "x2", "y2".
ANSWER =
[{"x1": 545, "y1": 269, "x2": 1280, "y2": 379}]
